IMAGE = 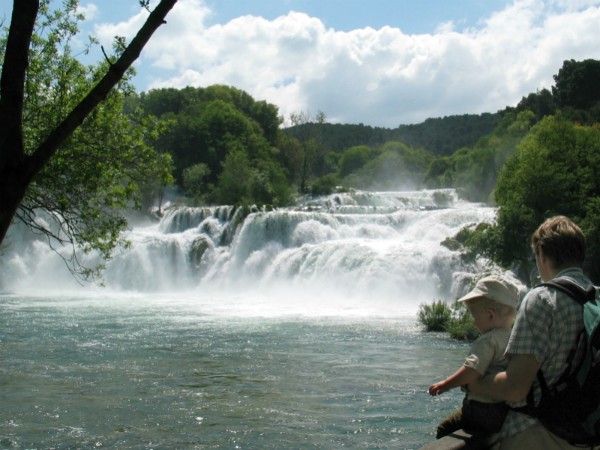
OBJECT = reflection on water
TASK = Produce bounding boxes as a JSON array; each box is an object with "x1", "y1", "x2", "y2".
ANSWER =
[{"x1": 0, "y1": 294, "x2": 467, "y2": 449}]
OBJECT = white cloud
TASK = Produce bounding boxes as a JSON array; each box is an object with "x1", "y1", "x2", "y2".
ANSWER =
[
  {"x1": 93, "y1": 8, "x2": 148, "y2": 47},
  {"x1": 108, "y1": 0, "x2": 600, "y2": 127},
  {"x1": 549, "y1": 0, "x2": 600, "y2": 10},
  {"x1": 77, "y1": 3, "x2": 98, "y2": 21}
]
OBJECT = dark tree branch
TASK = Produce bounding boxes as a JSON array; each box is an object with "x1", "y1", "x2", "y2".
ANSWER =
[
  {"x1": 0, "y1": 0, "x2": 39, "y2": 173},
  {"x1": 0, "y1": 0, "x2": 178, "y2": 247},
  {"x1": 26, "y1": 0, "x2": 178, "y2": 181},
  {"x1": 100, "y1": 45, "x2": 113, "y2": 65}
]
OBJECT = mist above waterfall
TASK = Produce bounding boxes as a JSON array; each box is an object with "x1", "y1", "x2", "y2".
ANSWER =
[{"x1": 0, "y1": 189, "x2": 497, "y2": 315}]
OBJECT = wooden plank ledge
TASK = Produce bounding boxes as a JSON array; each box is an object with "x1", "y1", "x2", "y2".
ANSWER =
[{"x1": 419, "y1": 429, "x2": 500, "y2": 450}]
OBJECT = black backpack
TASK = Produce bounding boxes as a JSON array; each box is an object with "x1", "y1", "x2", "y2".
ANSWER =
[{"x1": 514, "y1": 277, "x2": 600, "y2": 446}]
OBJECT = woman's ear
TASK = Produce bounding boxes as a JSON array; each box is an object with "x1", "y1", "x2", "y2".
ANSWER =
[{"x1": 537, "y1": 247, "x2": 545, "y2": 264}]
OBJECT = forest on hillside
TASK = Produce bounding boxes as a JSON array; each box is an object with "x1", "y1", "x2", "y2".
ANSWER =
[
  {"x1": 125, "y1": 88, "x2": 503, "y2": 204},
  {"x1": 125, "y1": 58, "x2": 600, "y2": 207},
  {"x1": 283, "y1": 113, "x2": 501, "y2": 156}
]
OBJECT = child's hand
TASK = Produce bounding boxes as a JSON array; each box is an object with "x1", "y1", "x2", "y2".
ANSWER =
[{"x1": 428, "y1": 382, "x2": 449, "y2": 396}]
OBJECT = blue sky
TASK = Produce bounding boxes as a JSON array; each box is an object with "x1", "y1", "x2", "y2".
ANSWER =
[
  {"x1": 30, "y1": 0, "x2": 516, "y2": 33},
  {"x1": 2, "y1": 0, "x2": 600, "y2": 127},
  {"x1": 203, "y1": 0, "x2": 513, "y2": 33}
]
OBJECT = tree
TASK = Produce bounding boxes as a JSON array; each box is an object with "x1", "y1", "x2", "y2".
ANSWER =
[
  {"x1": 423, "y1": 109, "x2": 534, "y2": 202},
  {"x1": 424, "y1": 157, "x2": 453, "y2": 188},
  {"x1": 141, "y1": 151, "x2": 175, "y2": 215},
  {"x1": 183, "y1": 163, "x2": 211, "y2": 202},
  {"x1": 465, "y1": 115, "x2": 600, "y2": 284},
  {"x1": 133, "y1": 86, "x2": 285, "y2": 195},
  {"x1": 288, "y1": 110, "x2": 328, "y2": 193},
  {"x1": 552, "y1": 59, "x2": 600, "y2": 111},
  {"x1": 338, "y1": 145, "x2": 373, "y2": 178},
  {"x1": 274, "y1": 132, "x2": 304, "y2": 186},
  {"x1": 515, "y1": 88, "x2": 557, "y2": 121},
  {"x1": 342, "y1": 143, "x2": 432, "y2": 191},
  {"x1": 0, "y1": 0, "x2": 177, "y2": 272},
  {"x1": 217, "y1": 149, "x2": 253, "y2": 205}
]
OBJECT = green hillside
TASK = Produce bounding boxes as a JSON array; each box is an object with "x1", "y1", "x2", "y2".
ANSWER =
[{"x1": 284, "y1": 112, "x2": 501, "y2": 156}]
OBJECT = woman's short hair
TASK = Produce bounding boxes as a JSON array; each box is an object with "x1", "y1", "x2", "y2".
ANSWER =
[{"x1": 531, "y1": 215, "x2": 586, "y2": 267}]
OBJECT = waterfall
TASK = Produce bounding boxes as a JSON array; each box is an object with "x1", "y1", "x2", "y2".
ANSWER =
[{"x1": 0, "y1": 189, "x2": 498, "y2": 312}]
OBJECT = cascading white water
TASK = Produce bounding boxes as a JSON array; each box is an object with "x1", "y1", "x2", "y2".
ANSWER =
[{"x1": 0, "y1": 189, "x2": 498, "y2": 314}]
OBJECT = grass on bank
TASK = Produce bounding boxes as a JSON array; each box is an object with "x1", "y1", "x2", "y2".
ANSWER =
[{"x1": 417, "y1": 300, "x2": 479, "y2": 341}]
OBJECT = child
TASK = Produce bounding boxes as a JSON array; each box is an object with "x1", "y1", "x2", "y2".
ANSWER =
[{"x1": 428, "y1": 275, "x2": 519, "y2": 439}]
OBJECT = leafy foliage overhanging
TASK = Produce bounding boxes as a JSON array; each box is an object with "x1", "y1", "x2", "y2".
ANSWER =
[{"x1": 0, "y1": 0, "x2": 177, "y2": 280}]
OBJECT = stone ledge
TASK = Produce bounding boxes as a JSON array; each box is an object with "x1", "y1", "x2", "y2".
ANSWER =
[{"x1": 419, "y1": 430, "x2": 499, "y2": 450}]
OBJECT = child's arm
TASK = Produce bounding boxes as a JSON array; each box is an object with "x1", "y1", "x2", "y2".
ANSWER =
[{"x1": 428, "y1": 365, "x2": 480, "y2": 396}]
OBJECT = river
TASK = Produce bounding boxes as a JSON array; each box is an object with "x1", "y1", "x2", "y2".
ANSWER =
[{"x1": 0, "y1": 189, "x2": 500, "y2": 448}]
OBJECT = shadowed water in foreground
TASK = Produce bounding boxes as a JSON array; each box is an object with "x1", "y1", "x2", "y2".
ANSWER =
[{"x1": 0, "y1": 294, "x2": 468, "y2": 449}]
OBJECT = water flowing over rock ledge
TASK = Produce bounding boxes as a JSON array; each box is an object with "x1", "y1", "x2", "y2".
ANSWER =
[{"x1": 1, "y1": 189, "x2": 498, "y2": 307}]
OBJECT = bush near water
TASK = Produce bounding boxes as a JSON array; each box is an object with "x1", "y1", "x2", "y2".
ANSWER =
[{"x1": 417, "y1": 300, "x2": 479, "y2": 341}]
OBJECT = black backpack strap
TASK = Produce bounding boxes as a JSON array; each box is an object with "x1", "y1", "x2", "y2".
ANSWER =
[
  {"x1": 537, "y1": 277, "x2": 593, "y2": 376},
  {"x1": 540, "y1": 278, "x2": 596, "y2": 305},
  {"x1": 512, "y1": 365, "x2": 553, "y2": 416}
]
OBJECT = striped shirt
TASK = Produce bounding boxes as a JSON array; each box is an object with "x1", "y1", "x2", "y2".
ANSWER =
[{"x1": 501, "y1": 267, "x2": 590, "y2": 438}]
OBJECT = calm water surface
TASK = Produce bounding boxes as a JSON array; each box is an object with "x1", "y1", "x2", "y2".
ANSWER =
[{"x1": 0, "y1": 294, "x2": 468, "y2": 449}]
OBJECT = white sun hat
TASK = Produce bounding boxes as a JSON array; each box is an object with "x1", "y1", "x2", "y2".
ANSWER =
[{"x1": 458, "y1": 275, "x2": 519, "y2": 308}]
